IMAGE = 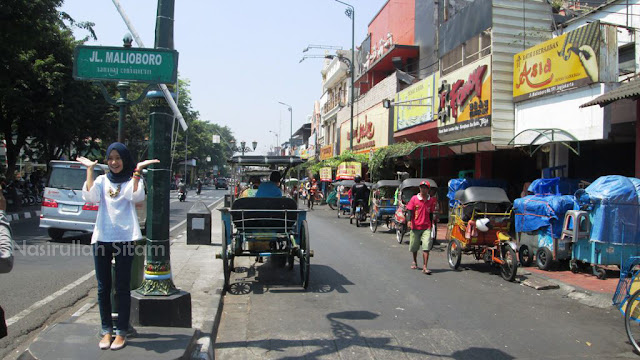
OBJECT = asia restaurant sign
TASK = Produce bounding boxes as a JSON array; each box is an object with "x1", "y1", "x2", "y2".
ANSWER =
[
  {"x1": 513, "y1": 21, "x2": 600, "y2": 102},
  {"x1": 438, "y1": 56, "x2": 491, "y2": 135}
]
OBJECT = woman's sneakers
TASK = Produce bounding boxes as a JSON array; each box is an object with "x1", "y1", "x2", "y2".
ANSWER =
[{"x1": 98, "y1": 334, "x2": 112, "y2": 350}]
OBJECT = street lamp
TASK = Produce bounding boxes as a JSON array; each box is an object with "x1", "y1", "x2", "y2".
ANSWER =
[
  {"x1": 334, "y1": 0, "x2": 355, "y2": 151},
  {"x1": 278, "y1": 101, "x2": 293, "y2": 154},
  {"x1": 269, "y1": 130, "x2": 279, "y2": 153},
  {"x1": 229, "y1": 139, "x2": 258, "y2": 156}
]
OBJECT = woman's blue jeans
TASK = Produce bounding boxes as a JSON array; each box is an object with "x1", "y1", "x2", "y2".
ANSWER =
[{"x1": 93, "y1": 241, "x2": 134, "y2": 336}]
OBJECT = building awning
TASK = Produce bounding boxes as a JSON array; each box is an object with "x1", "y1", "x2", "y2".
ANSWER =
[
  {"x1": 507, "y1": 128, "x2": 580, "y2": 156},
  {"x1": 580, "y1": 80, "x2": 640, "y2": 108},
  {"x1": 355, "y1": 44, "x2": 419, "y2": 89}
]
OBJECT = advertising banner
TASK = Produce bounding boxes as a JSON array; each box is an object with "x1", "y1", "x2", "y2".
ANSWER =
[
  {"x1": 336, "y1": 162, "x2": 361, "y2": 180},
  {"x1": 340, "y1": 103, "x2": 390, "y2": 154},
  {"x1": 320, "y1": 167, "x2": 332, "y2": 182},
  {"x1": 394, "y1": 73, "x2": 438, "y2": 131},
  {"x1": 438, "y1": 56, "x2": 491, "y2": 136},
  {"x1": 320, "y1": 145, "x2": 333, "y2": 160},
  {"x1": 513, "y1": 21, "x2": 600, "y2": 102}
]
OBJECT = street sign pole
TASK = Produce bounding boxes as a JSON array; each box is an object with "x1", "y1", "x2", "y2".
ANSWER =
[{"x1": 130, "y1": 0, "x2": 192, "y2": 328}]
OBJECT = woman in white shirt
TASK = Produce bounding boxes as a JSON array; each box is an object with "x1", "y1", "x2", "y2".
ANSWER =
[{"x1": 78, "y1": 142, "x2": 158, "y2": 351}]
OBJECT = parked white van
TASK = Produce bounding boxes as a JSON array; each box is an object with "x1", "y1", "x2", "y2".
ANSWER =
[{"x1": 39, "y1": 161, "x2": 146, "y2": 240}]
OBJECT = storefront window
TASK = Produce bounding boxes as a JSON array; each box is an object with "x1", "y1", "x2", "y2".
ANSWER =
[{"x1": 441, "y1": 29, "x2": 491, "y2": 76}]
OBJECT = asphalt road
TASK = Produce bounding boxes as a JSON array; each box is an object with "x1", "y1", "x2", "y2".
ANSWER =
[
  {"x1": 215, "y1": 205, "x2": 633, "y2": 359},
  {"x1": 0, "y1": 187, "x2": 226, "y2": 359}
]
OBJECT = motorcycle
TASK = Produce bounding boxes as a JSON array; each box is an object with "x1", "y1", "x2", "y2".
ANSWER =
[{"x1": 178, "y1": 190, "x2": 187, "y2": 202}]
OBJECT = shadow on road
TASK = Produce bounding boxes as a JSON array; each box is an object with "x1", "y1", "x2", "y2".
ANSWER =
[
  {"x1": 226, "y1": 260, "x2": 354, "y2": 295},
  {"x1": 215, "y1": 310, "x2": 515, "y2": 359}
]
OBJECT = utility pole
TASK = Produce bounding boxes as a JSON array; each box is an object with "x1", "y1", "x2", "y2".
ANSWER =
[{"x1": 131, "y1": 0, "x2": 191, "y2": 328}]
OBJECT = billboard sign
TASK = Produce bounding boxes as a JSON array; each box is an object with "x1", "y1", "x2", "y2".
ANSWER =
[
  {"x1": 513, "y1": 21, "x2": 600, "y2": 102},
  {"x1": 394, "y1": 73, "x2": 438, "y2": 131},
  {"x1": 438, "y1": 56, "x2": 491, "y2": 136},
  {"x1": 320, "y1": 167, "x2": 332, "y2": 182}
]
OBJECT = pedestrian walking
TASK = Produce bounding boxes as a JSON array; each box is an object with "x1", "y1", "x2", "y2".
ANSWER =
[
  {"x1": 0, "y1": 187, "x2": 14, "y2": 339},
  {"x1": 406, "y1": 180, "x2": 437, "y2": 275},
  {"x1": 77, "y1": 142, "x2": 159, "y2": 351}
]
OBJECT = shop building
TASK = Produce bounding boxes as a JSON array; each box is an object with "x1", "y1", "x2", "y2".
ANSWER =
[{"x1": 513, "y1": 1, "x2": 640, "y2": 180}]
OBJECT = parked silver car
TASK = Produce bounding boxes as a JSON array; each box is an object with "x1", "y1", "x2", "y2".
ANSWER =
[{"x1": 39, "y1": 161, "x2": 146, "y2": 240}]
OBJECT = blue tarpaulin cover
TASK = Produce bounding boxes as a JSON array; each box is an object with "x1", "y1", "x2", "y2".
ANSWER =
[
  {"x1": 575, "y1": 175, "x2": 640, "y2": 245},
  {"x1": 447, "y1": 178, "x2": 507, "y2": 208},
  {"x1": 514, "y1": 195, "x2": 577, "y2": 238},
  {"x1": 528, "y1": 177, "x2": 582, "y2": 196}
]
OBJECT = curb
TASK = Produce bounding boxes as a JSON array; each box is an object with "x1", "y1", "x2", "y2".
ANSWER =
[
  {"x1": 519, "y1": 269, "x2": 614, "y2": 309},
  {"x1": 6, "y1": 209, "x2": 40, "y2": 223},
  {"x1": 191, "y1": 197, "x2": 225, "y2": 360}
]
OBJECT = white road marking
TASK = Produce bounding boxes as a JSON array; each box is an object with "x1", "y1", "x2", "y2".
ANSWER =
[
  {"x1": 71, "y1": 301, "x2": 96, "y2": 318},
  {"x1": 6, "y1": 271, "x2": 96, "y2": 326}
]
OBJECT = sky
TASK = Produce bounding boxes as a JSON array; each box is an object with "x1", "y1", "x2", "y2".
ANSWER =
[{"x1": 60, "y1": 0, "x2": 388, "y2": 155}]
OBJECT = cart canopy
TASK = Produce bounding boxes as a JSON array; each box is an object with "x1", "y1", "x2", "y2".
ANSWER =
[
  {"x1": 528, "y1": 177, "x2": 583, "y2": 196},
  {"x1": 399, "y1": 178, "x2": 438, "y2": 190},
  {"x1": 458, "y1": 187, "x2": 510, "y2": 204},
  {"x1": 575, "y1": 175, "x2": 640, "y2": 245},
  {"x1": 372, "y1": 180, "x2": 401, "y2": 189},
  {"x1": 447, "y1": 178, "x2": 507, "y2": 208},
  {"x1": 229, "y1": 155, "x2": 305, "y2": 166},
  {"x1": 514, "y1": 195, "x2": 577, "y2": 238}
]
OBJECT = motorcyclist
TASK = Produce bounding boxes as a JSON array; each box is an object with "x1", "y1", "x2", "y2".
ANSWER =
[
  {"x1": 350, "y1": 175, "x2": 370, "y2": 218},
  {"x1": 196, "y1": 178, "x2": 202, "y2": 195},
  {"x1": 178, "y1": 179, "x2": 187, "y2": 200}
]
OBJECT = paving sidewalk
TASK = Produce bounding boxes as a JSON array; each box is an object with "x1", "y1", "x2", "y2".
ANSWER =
[
  {"x1": 5, "y1": 205, "x2": 41, "y2": 223},
  {"x1": 20, "y1": 200, "x2": 225, "y2": 360}
]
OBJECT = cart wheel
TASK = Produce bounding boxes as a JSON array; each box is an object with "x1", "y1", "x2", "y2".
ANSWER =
[
  {"x1": 396, "y1": 227, "x2": 404, "y2": 244},
  {"x1": 299, "y1": 220, "x2": 310, "y2": 289},
  {"x1": 596, "y1": 267, "x2": 607, "y2": 280},
  {"x1": 625, "y1": 289, "x2": 640, "y2": 354},
  {"x1": 569, "y1": 260, "x2": 579, "y2": 273},
  {"x1": 518, "y1": 245, "x2": 533, "y2": 267},
  {"x1": 536, "y1": 247, "x2": 554, "y2": 271},
  {"x1": 337, "y1": 206, "x2": 341, "y2": 218},
  {"x1": 501, "y1": 245, "x2": 518, "y2": 282},
  {"x1": 370, "y1": 211, "x2": 378, "y2": 233},
  {"x1": 447, "y1": 239, "x2": 462, "y2": 269},
  {"x1": 328, "y1": 201, "x2": 336, "y2": 210},
  {"x1": 221, "y1": 222, "x2": 231, "y2": 291}
]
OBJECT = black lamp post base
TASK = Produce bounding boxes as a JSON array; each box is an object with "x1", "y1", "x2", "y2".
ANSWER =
[{"x1": 130, "y1": 290, "x2": 192, "y2": 328}]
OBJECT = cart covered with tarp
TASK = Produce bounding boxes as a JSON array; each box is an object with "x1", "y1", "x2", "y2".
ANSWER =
[
  {"x1": 447, "y1": 178, "x2": 508, "y2": 210},
  {"x1": 562, "y1": 175, "x2": 640, "y2": 279},
  {"x1": 514, "y1": 194, "x2": 576, "y2": 269}
]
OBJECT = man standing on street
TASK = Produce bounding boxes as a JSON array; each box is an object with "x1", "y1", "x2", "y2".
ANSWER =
[
  {"x1": 406, "y1": 180, "x2": 437, "y2": 275},
  {"x1": 0, "y1": 187, "x2": 14, "y2": 339}
]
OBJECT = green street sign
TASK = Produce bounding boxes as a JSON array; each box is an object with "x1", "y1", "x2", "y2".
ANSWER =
[{"x1": 73, "y1": 45, "x2": 178, "y2": 83}]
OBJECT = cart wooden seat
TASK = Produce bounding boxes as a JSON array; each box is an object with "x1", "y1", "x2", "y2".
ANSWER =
[{"x1": 231, "y1": 197, "x2": 298, "y2": 230}]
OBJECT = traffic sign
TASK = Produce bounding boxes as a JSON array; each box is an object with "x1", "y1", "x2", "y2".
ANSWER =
[{"x1": 73, "y1": 45, "x2": 178, "y2": 83}]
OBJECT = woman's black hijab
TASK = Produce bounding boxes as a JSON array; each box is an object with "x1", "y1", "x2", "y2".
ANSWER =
[{"x1": 106, "y1": 142, "x2": 135, "y2": 183}]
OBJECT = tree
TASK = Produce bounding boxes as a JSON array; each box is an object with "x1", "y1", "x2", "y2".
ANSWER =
[{"x1": 0, "y1": 0, "x2": 107, "y2": 179}]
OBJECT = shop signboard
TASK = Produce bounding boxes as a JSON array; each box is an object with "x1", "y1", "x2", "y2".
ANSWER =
[
  {"x1": 320, "y1": 167, "x2": 332, "y2": 182},
  {"x1": 320, "y1": 145, "x2": 333, "y2": 160},
  {"x1": 336, "y1": 162, "x2": 361, "y2": 180},
  {"x1": 437, "y1": 56, "x2": 491, "y2": 136},
  {"x1": 513, "y1": 21, "x2": 601, "y2": 103},
  {"x1": 394, "y1": 73, "x2": 438, "y2": 131},
  {"x1": 340, "y1": 103, "x2": 390, "y2": 154}
]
